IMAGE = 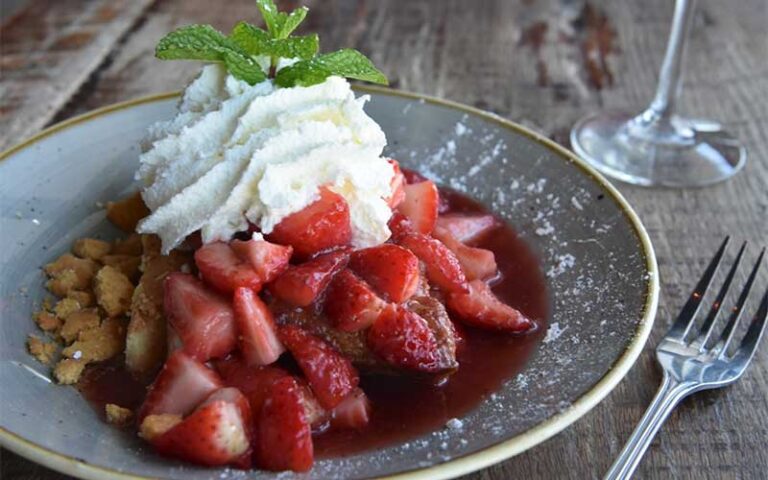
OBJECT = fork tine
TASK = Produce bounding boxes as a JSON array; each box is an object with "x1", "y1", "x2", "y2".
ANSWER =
[
  {"x1": 717, "y1": 248, "x2": 765, "y2": 356},
  {"x1": 666, "y1": 236, "x2": 730, "y2": 341},
  {"x1": 732, "y1": 282, "x2": 768, "y2": 364},
  {"x1": 695, "y1": 242, "x2": 747, "y2": 349}
]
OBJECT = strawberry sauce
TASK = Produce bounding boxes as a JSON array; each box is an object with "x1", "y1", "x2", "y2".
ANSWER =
[
  {"x1": 77, "y1": 188, "x2": 548, "y2": 458},
  {"x1": 314, "y1": 189, "x2": 549, "y2": 457}
]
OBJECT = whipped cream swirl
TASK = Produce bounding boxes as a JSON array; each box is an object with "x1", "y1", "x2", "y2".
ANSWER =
[{"x1": 136, "y1": 64, "x2": 394, "y2": 253}]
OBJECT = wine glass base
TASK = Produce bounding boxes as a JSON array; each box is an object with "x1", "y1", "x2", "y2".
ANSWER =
[{"x1": 570, "y1": 111, "x2": 747, "y2": 187}]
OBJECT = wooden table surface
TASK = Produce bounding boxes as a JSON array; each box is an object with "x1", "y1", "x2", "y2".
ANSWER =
[{"x1": 2, "y1": 0, "x2": 767, "y2": 478}]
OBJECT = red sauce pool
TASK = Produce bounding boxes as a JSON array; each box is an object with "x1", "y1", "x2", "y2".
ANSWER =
[
  {"x1": 315, "y1": 189, "x2": 549, "y2": 456},
  {"x1": 77, "y1": 187, "x2": 549, "y2": 458}
]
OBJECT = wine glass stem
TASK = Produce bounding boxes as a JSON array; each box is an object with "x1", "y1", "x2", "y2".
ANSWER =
[{"x1": 647, "y1": 0, "x2": 697, "y2": 120}]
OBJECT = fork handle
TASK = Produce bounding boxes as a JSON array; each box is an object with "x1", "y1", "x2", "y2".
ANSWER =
[{"x1": 604, "y1": 373, "x2": 695, "y2": 480}]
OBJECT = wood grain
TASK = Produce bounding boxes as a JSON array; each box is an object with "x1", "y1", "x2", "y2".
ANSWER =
[
  {"x1": 1, "y1": 0, "x2": 767, "y2": 479},
  {"x1": 0, "y1": 0, "x2": 156, "y2": 151}
]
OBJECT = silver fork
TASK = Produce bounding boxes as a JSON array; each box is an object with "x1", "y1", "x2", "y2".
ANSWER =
[{"x1": 605, "y1": 237, "x2": 768, "y2": 480}]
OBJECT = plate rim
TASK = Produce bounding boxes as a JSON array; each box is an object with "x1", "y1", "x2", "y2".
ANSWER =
[{"x1": 0, "y1": 87, "x2": 659, "y2": 480}]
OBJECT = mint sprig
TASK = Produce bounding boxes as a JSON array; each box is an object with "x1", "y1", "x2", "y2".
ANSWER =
[
  {"x1": 156, "y1": 25, "x2": 266, "y2": 84},
  {"x1": 256, "y1": 0, "x2": 308, "y2": 39},
  {"x1": 276, "y1": 49, "x2": 388, "y2": 87},
  {"x1": 230, "y1": 22, "x2": 317, "y2": 61},
  {"x1": 154, "y1": 1, "x2": 388, "y2": 88}
]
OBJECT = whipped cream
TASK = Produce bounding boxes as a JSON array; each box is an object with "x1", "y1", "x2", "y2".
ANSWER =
[{"x1": 136, "y1": 64, "x2": 394, "y2": 253}]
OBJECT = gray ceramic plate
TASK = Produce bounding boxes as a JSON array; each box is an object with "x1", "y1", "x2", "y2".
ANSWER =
[{"x1": 0, "y1": 88, "x2": 658, "y2": 480}]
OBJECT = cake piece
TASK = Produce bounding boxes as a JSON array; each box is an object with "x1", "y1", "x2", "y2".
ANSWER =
[
  {"x1": 60, "y1": 309, "x2": 100, "y2": 344},
  {"x1": 125, "y1": 246, "x2": 190, "y2": 375},
  {"x1": 139, "y1": 414, "x2": 182, "y2": 440},
  {"x1": 34, "y1": 311, "x2": 62, "y2": 332},
  {"x1": 107, "y1": 193, "x2": 150, "y2": 233},
  {"x1": 53, "y1": 297, "x2": 82, "y2": 319},
  {"x1": 105, "y1": 404, "x2": 133, "y2": 426},
  {"x1": 73, "y1": 238, "x2": 112, "y2": 261},
  {"x1": 62, "y1": 317, "x2": 126, "y2": 363},
  {"x1": 66, "y1": 290, "x2": 95, "y2": 307},
  {"x1": 101, "y1": 254, "x2": 141, "y2": 281},
  {"x1": 44, "y1": 254, "x2": 99, "y2": 289},
  {"x1": 112, "y1": 233, "x2": 143, "y2": 256},
  {"x1": 94, "y1": 266, "x2": 134, "y2": 317},
  {"x1": 45, "y1": 269, "x2": 80, "y2": 297},
  {"x1": 53, "y1": 359, "x2": 86, "y2": 384},
  {"x1": 27, "y1": 336, "x2": 57, "y2": 365}
]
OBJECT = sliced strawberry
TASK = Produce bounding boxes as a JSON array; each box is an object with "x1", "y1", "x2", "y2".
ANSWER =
[
  {"x1": 138, "y1": 350, "x2": 222, "y2": 421},
  {"x1": 324, "y1": 269, "x2": 389, "y2": 332},
  {"x1": 367, "y1": 306, "x2": 441, "y2": 372},
  {"x1": 164, "y1": 272, "x2": 237, "y2": 361},
  {"x1": 267, "y1": 187, "x2": 351, "y2": 258},
  {"x1": 231, "y1": 238, "x2": 293, "y2": 283},
  {"x1": 199, "y1": 387, "x2": 253, "y2": 439},
  {"x1": 331, "y1": 388, "x2": 371, "y2": 429},
  {"x1": 388, "y1": 211, "x2": 415, "y2": 240},
  {"x1": 386, "y1": 159, "x2": 406, "y2": 209},
  {"x1": 435, "y1": 213, "x2": 498, "y2": 244},
  {"x1": 349, "y1": 244, "x2": 420, "y2": 303},
  {"x1": 397, "y1": 233, "x2": 468, "y2": 294},
  {"x1": 398, "y1": 180, "x2": 439, "y2": 234},
  {"x1": 448, "y1": 280, "x2": 534, "y2": 333},
  {"x1": 433, "y1": 226, "x2": 498, "y2": 280},
  {"x1": 194, "y1": 242, "x2": 262, "y2": 293},
  {"x1": 270, "y1": 250, "x2": 349, "y2": 307},
  {"x1": 233, "y1": 287, "x2": 285, "y2": 366},
  {"x1": 255, "y1": 376, "x2": 314, "y2": 472},
  {"x1": 296, "y1": 379, "x2": 328, "y2": 428},
  {"x1": 278, "y1": 325, "x2": 359, "y2": 409},
  {"x1": 152, "y1": 399, "x2": 250, "y2": 467},
  {"x1": 401, "y1": 168, "x2": 428, "y2": 184},
  {"x1": 216, "y1": 357, "x2": 289, "y2": 410}
]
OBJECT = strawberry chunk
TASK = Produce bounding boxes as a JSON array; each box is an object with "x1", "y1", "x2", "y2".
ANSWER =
[
  {"x1": 448, "y1": 280, "x2": 534, "y2": 333},
  {"x1": 216, "y1": 357, "x2": 289, "y2": 412},
  {"x1": 199, "y1": 387, "x2": 253, "y2": 441},
  {"x1": 324, "y1": 269, "x2": 389, "y2": 332},
  {"x1": 138, "y1": 350, "x2": 222, "y2": 421},
  {"x1": 255, "y1": 376, "x2": 314, "y2": 472},
  {"x1": 331, "y1": 388, "x2": 371, "y2": 429},
  {"x1": 388, "y1": 211, "x2": 415, "y2": 240},
  {"x1": 164, "y1": 272, "x2": 237, "y2": 361},
  {"x1": 386, "y1": 159, "x2": 406, "y2": 209},
  {"x1": 152, "y1": 398, "x2": 251, "y2": 467},
  {"x1": 278, "y1": 325, "x2": 359, "y2": 409},
  {"x1": 233, "y1": 288, "x2": 285, "y2": 366},
  {"x1": 296, "y1": 379, "x2": 328, "y2": 428},
  {"x1": 231, "y1": 238, "x2": 293, "y2": 284},
  {"x1": 194, "y1": 242, "x2": 262, "y2": 293},
  {"x1": 398, "y1": 180, "x2": 439, "y2": 234},
  {"x1": 270, "y1": 250, "x2": 349, "y2": 307},
  {"x1": 349, "y1": 244, "x2": 420, "y2": 303},
  {"x1": 435, "y1": 213, "x2": 498, "y2": 243},
  {"x1": 267, "y1": 187, "x2": 351, "y2": 258},
  {"x1": 397, "y1": 233, "x2": 468, "y2": 294},
  {"x1": 401, "y1": 168, "x2": 428, "y2": 184},
  {"x1": 367, "y1": 306, "x2": 441, "y2": 372},
  {"x1": 433, "y1": 226, "x2": 497, "y2": 280}
]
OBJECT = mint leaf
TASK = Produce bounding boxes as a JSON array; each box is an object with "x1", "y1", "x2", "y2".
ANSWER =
[
  {"x1": 275, "y1": 49, "x2": 388, "y2": 87},
  {"x1": 278, "y1": 7, "x2": 308, "y2": 39},
  {"x1": 255, "y1": 0, "x2": 307, "y2": 39},
  {"x1": 155, "y1": 24, "x2": 266, "y2": 85},
  {"x1": 155, "y1": 24, "x2": 230, "y2": 61},
  {"x1": 223, "y1": 51, "x2": 267, "y2": 85},
  {"x1": 230, "y1": 22, "x2": 317, "y2": 60},
  {"x1": 255, "y1": 0, "x2": 281, "y2": 36}
]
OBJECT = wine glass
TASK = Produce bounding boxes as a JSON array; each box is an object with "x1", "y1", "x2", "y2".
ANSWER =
[{"x1": 570, "y1": 0, "x2": 746, "y2": 187}]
